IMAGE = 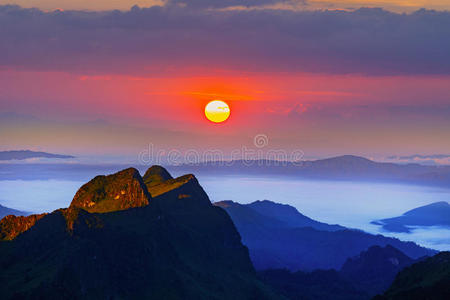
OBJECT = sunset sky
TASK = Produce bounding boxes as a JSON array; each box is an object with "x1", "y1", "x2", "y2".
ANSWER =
[{"x1": 1, "y1": 1, "x2": 449, "y2": 164}]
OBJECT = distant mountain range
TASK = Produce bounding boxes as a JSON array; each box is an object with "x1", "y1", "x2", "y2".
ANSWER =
[
  {"x1": 214, "y1": 200, "x2": 436, "y2": 271},
  {"x1": 2, "y1": 155, "x2": 450, "y2": 188},
  {"x1": 215, "y1": 200, "x2": 344, "y2": 232},
  {"x1": 0, "y1": 167, "x2": 276, "y2": 299},
  {"x1": 171, "y1": 155, "x2": 450, "y2": 187},
  {"x1": 372, "y1": 201, "x2": 450, "y2": 233},
  {"x1": 0, "y1": 204, "x2": 28, "y2": 219},
  {"x1": 0, "y1": 150, "x2": 74, "y2": 160}
]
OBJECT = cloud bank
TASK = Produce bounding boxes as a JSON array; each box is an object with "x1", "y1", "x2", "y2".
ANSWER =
[
  {"x1": 386, "y1": 154, "x2": 450, "y2": 165},
  {"x1": 0, "y1": 4, "x2": 450, "y2": 76}
]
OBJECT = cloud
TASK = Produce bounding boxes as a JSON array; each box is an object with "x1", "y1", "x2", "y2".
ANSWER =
[
  {"x1": 265, "y1": 103, "x2": 450, "y2": 123},
  {"x1": 0, "y1": 5, "x2": 450, "y2": 75},
  {"x1": 389, "y1": 154, "x2": 450, "y2": 160},
  {"x1": 386, "y1": 154, "x2": 450, "y2": 166},
  {"x1": 167, "y1": 0, "x2": 300, "y2": 9}
]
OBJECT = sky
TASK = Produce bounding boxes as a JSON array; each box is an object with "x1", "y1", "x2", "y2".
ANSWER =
[{"x1": 0, "y1": 1, "x2": 449, "y2": 164}]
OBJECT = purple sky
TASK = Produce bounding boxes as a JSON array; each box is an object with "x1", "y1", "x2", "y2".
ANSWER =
[{"x1": 0, "y1": 3, "x2": 449, "y2": 164}]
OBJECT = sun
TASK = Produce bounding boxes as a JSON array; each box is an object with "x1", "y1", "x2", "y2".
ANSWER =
[{"x1": 205, "y1": 100, "x2": 230, "y2": 123}]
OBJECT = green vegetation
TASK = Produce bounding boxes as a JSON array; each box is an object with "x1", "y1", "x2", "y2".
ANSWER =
[{"x1": 70, "y1": 168, "x2": 151, "y2": 213}]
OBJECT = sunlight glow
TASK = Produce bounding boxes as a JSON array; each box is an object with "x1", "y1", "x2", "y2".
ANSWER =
[{"x1": 204, "y1": 100, "x2": 230, "y2": 123}]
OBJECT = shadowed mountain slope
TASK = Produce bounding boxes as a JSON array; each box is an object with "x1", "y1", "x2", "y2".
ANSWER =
[
  {"x1": 145, "y1": 171, "x2": 212, "y2": 209},
  {"x1": 340, "y1": 245, "x2": 416, "y2": 297},
  {"x1": 258, "y1": 245, "x2": 421, "y2": 300},
  {"x1": 247, "y1": 200, "x2": 344, "y2": 231},
  {"x1": 259, "y1": 268, "x2": 367, "y2": 300},
  {"x1": 0, "y1": 167, "x2": 278, "y2": 299},
  {"x1": 215, "y1": 200, "x2": 435, "y2": 271},
  {"x1": 376, "y1": 251, "x2": 450, "y2": 299}
]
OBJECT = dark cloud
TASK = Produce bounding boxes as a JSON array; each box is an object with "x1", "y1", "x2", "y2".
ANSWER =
[{"x1": 0, "y1": 5, "x2": 450, "y2": 75}]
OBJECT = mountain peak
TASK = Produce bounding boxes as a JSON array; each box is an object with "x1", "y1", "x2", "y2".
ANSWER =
[
  {"x1": 404, "y1": 201, "x2": 450, "y2": 216},
  {"x1": 340, "y1": 245, "x2": 415, "y2": 295},
  {"x1": 214, "y1": 200, "x2": 237, "y2": 208},
  {"x1": 373, "y1": 201, "x2": 450, "y2": 233},
  {"x1": 1, "y1": 167, "x2": 214, "y2": 241},
  {"x1": 146, "y1": 173, "x2": 211, "y2": 208},
  {"x1": 341, "y1": 244, "x2": 414, "y2": 274},
  {"x1": 70, "y1": 167, "x2": 151, "y2": 213},
  {"x1": 317, "y1": 155, "x2": 374, "y2": 164},
  {"x1": 143, "y1": 165, "x2": 173, "y2": 187}
]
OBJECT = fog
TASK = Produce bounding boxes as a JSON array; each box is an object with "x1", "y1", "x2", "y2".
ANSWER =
[{"x1": 198, "y1": 175, "x2": 450, "y2": 251}]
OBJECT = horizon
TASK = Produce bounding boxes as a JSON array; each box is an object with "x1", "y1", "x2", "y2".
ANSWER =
[{"x1": 2, "y1": 149, "x2": 450, "y2": 166}]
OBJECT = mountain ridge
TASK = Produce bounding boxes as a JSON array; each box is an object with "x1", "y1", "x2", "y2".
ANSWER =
[
  {"x1": 0, "y1": 166, "x2": 278, "y2": 299},
  {"x1": 215, "y1": 200, "x2": 344, "y2": 232},
  {"x1": 258, "y1": 244, "x2": 423, "y2": 299},
  {"x1": 215, "y1": 200, "x2": 436, "y2": 271},
  {"x1": 372, "y1": 201, "x2": 450, "y2": 233},
  {"x1": 0, "y1": 204, "x2": 28, "y2": 220},
  {"x1": 0, "y1": 150, "x2": 74, "y2": 160},
  {"x1": 170, "y1": 155, "x2": 450, "y2": 188},
  {"x1": 376, "y1": 251, "x2": 450, "y2": 299}
]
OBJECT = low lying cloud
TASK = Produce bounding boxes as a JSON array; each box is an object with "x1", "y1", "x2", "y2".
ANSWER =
[
  {"x1": 167, "y1": 0, "x2": 300, "y2": 9},
  {"x1": 1, "y1": 5, "x2": 450, "y2": 76},
  {"x1": 386, "y1": 154, "x2": 450, "y2": 166}
]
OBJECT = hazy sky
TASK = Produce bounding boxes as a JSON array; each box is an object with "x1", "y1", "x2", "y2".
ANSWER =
[
  {"x1": 3, "y1": 0, "x2": 450, "y2": 12},
  {"x1": 0, "y1": 2, "x2": 449, "y2": 163}
]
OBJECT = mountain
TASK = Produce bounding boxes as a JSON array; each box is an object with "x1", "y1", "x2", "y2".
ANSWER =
[
  {"x1": 340, "y1": 245, "x2": 415, "y2": 296},
  {"x1": 376, "y1": 251, "x2": 450, "y2": 299},
  {"x1": 0, "y1": 204, "x2": 28, "y2": 219},
  {"x1": 215, "y1": 200, "x2": 344, "y2": 232},
  {"x1": 0, "y1": 167, "x2": 277, "y2": 299},
  {"x1": 0, "y1": 150, "x2": 74, "y2": 160},
  {"x1": 247, "y1": 200, "x2": 344, "y2": 231},
  {"x1": 170, "y1": 155, "x2": 450, "y2": 187},
  {"x1": 143, "y1": 165, "x2": 174, "y2": 187},
  {"x1": 258, "y1": 268, "x2": 367, "y2": 300},
  {"x1": 372, "y1": 201, "x2": 450, "y2": 233},
  {"x1": 3, "y1": 155, "x2": 450, "y2": 187},
  {"x1": 215, "y1": 200, "x2": 435, "y2": 271},
  {"x1": 0, "y1": 213, "x2": 47, "y2": 240},
  {"x1": 258, "y1": 245, "x2": 422, "y2": 300},
  {"x1": 70, "y1": 167, "x2": 151, "y2": 213}
]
